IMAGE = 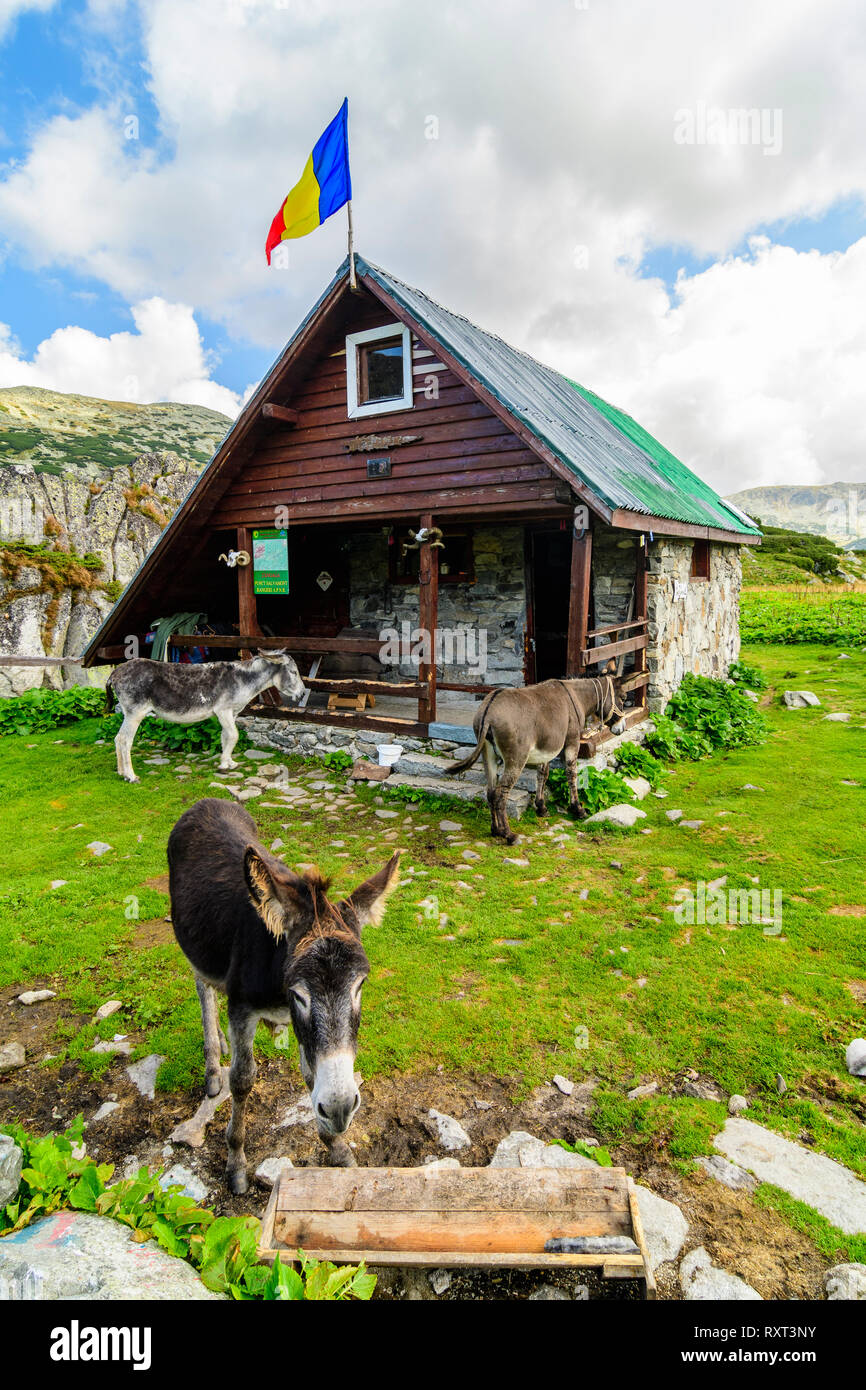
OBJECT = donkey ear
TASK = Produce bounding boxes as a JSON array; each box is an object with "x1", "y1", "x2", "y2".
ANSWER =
[
  {"x1": 342, "y1": 851, "x2": 402, "y2": 929},
  {"x1": 244, "y1": 848, "x2": 300, "y2": 938}
]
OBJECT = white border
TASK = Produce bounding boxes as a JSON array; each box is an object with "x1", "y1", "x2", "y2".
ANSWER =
[{"x1": 346, "y1": 322, "x2": 413, "y2": 418}]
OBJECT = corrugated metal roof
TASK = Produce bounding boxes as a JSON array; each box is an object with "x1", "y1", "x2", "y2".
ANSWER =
[{"x1": 356, "y1": 255, "x2": 760, "y2": 537}]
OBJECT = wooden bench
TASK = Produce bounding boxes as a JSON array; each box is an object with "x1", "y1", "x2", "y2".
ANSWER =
[{"x1": 258, "y1": 1165, "x2": 656, "y2": 1298}]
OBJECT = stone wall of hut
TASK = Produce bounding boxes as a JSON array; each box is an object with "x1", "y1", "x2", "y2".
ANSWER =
[{"x1": 645, "y1": 538, "x2": 742, "y2": 711}]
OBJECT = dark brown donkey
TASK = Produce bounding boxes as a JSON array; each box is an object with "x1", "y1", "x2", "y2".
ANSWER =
[
  {"x1": 446, "y1": 670, "x2": 623, "y2": 844},
  {"x1": 168, "y1": 798, "x2": 400, "y2": 1192}
]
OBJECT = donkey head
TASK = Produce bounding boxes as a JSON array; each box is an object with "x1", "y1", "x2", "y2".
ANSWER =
[
  {"x1": 243, "y1": 848, "x2": 401, "y2": 1138},
  {"x1": 256, "y1": 649, "x2": 307, "y2": 705}
]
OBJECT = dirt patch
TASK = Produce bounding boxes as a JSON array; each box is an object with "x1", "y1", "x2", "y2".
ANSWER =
[
  {"x1": 846, "y1": 981, "x2": 866, "y2": 1004},
  {"x1": 829, "y1": 905, "x2": 866, "y2": 917},
  {"x1": 133, "y1": 917, "x2": 175, "y2": 950},
  {"x1": 145, "y1": 874, "x2": 170, "y2": 895}
]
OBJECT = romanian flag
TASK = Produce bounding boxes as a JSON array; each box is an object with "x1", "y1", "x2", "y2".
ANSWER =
[{"x1": 266, "y1": 100, "x2": 351, "y2": 264}]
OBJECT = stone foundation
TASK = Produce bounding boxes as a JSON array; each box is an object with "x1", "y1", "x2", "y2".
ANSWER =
[{"x1": 646, "y1": 539, "x2": 742, "y2": 711}]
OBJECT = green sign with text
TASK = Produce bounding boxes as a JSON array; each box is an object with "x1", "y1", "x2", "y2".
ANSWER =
[{"x1": 252, "y1": 528, "x2": 289, "y2": 595}]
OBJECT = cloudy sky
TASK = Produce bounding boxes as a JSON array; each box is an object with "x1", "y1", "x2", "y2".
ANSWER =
[{"x1": 1, "y1": 0, "x2": 864, "y2": 495}]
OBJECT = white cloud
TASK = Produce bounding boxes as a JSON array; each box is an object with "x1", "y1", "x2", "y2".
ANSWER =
[
  {"x1": 0, "y1": 297, "x2": 246, "y2": 415},
  {"x1": 0, "y1": 0, "x2": 55, "y2": 40}
]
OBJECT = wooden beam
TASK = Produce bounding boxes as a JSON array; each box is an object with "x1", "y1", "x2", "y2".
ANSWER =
[
  {"x1": 617, "y1": 670, "x2": 650, "y2": 694},
  {"x1": 261, "y1": 403, "x2": 299, "y2": 425},
  {"x1": 580, "y1": 633, "x2": 648, "y2": 665},
  {"x1": 586, "y1": 618, "x2": 646, "y2": 641},
  {"x1": 609, "y1": 508, "x2": 761, "y2": 546},
  {"x1": 417, "y1": 510, "x2": 438, "y2": 724},
  {"x1": 566, "y1": 525, "x2": 592, "y2": 677},
  {"x1": 243, "y1": 704, "x2": 427, "y2": 738},
  {"x1": 578, "y1": 705, "x2": 648, "y2": 755},
  {"x1": 170, "y1": 634, "x2": 399, "y2": 658},
  {"x1": 303, "y1": 676, "x2": 426, "y2": 699},
  {"x1": 236, "y1": 526, "x2": 260, "y2": 660},
  {"x1": 633, "y1": 536, "x2": 649, "y2": 709}
]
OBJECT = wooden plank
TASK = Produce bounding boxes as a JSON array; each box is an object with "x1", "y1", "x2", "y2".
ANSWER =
[
  {"x1": 258, "y1": 1246, "x2": 647, "y2": 1272},
  {"x1": 578, "y1": 705, "x2": 648, "y2": 755},
  {"x1": 417, "y1": 510, "x2": 437, "y2": 724},
  {"x1": 566, "y1": 526, "x2": 592, "y2": 677},
  {"x1": 214, "y1": 482, "x2": 563, "y2": 526},
  {"x1": 221, "y1": 461, "x2": 551, "y2": 508},
  {"x1": 226, "y1": 444, "x2": 541, "y2": 493},
  {"x1": 585, "y1": 618, "x2": 646, "y2": 640},
  {"x1": 274, "y1": 1209, "x2": 632, "y2": 1254},
  {"x1": 628, "y1": 1178, "x2": 657, "y2": 1299},
  {"x1": 262, "y1": 403, "x2": 299, "y2": 425},
  {"x1": 245, "y1": 704, "x2": 427, "y2": 738},
  {"x1": 254, "y1": 413, "x2": 515, "y2": 467},
  {"x1": 0, "y1": 655, "x2": 84, "y2": 667},
  {"x1": 580, "y1": 634, "x2": 648, "y2": 664},
  {"x1": 272, "y1": 1167, "x2": 629, "y2": 1214},
  {"x1": 304, "y1": 677, "x2": 425, "y2": 699},
  {"x1": 617, "y1": 670, "x2": 650, "y2": 694},
  {"x1": 170, "y1": 634, "x2": 389, "y2": 656},
  {"x1": 609, "y1": 508, "x2": 761, "y2": 546}
]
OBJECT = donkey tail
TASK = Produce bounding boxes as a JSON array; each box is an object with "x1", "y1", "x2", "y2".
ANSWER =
[{"x1": 445, "y1": 692, "x2": 501, "y2": 774}]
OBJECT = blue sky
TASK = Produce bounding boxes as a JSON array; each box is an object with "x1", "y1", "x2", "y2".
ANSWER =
[{"x1": 1, "y1": 0, "x2": 865, "y2": 490}]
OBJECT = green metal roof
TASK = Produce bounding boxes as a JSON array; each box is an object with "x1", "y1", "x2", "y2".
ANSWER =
[{"x1": 355, "y1": 256, "x2": 760, "y2": 537}]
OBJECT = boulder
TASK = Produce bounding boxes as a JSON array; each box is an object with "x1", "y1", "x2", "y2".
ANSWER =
[
  {"x1": 0, "y1": 1133, "x2": 24, "y2": 1206},
  {"x1": 679, "y1": 1246, "x2": 762, "y2": 1300},
  {"x1": 585, "y1": 804, "x2": 647, "y2": 828},
  {"x1": 633, "y1": 1184, "x2": 689, "y2": 1272},
  {"x1": 697, "y1": 1154, "x2": 758, "y2": 1193},
  {"x1": 845, "y1": 1039, "x2": 866, "y2": 1077},
  {"x1": 782, "y1": 691, "x2": 821, "y2": 709},
  {"x1": 824, "y1": 1263, "x2": 866, "y2": 1300},
  {"x1": 488, "y1": 1131, "x2": 597, "y2": 1172},
  {"x1": 0, "y1": 1042, "x2": 26, "y2": 1073},
  {"x1": 17, "y1": 989, "x2": 56, "y2": 1005},
  {"x1": 255, "y1": 1156, "x2": 295, "y2": 1187},
  {"x1": 714, "y1": 1118, "x2": 866, "y2": 1234},
  {"x1": 621, "y1": 776, "x2": 651, "y2": 801},
  {"x1": 428, "y1": 1109, "x2": 471, "y2": 1151}
]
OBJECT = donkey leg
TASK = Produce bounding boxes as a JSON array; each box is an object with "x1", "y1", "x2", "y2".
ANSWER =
[
  {"x1": 494, "y1": 771, "x2": 521, "y2": 845},
  {"x1": 196, "y1": 978, "x2": 223, "y2": 1098},
  {"x1": 481, "y1": 741, "x2": 502, "y2": 837},
  {"x1": 216, "y1": 709, "x2": 239, "y2": 771},
  {"x1": 534, "y1": 761, "x2": 550, "y2": 817},
  {"x1": 116, "y1": 708, "x2": 145, "y2": 783},
  {"x1": 564, "y1": 747, "x2": 587, "y2": 819},
  {"x1": 225, "y1": 1006, "x2": 258, "y2": 1195}
]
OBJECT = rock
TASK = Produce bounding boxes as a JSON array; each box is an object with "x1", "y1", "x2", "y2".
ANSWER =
[
  {"x1": 679, "y1": 820, "x2": 704, "y2": 830},
  {"x1": 94, "y1": 1000, "x2": 123, "y2": 1021},
  {"x1": 374, "y1": 809, "x2": 399, "y2": 820},
  {"x1": 714, "y1": 1118, "x2": 866, "y2": 1234},
  {"x1": 666, "y1": 809, "x2": 683, "y2": 821},
  {"x1": 143, "y1": 756, "x2": 169, "y2": 766},
  {"x1": 775, "y1": 1073, "x2": 787, "y2": 1095},
  {"x1": 697, "y1": 1155, "x2": 758, "y2": 1193},
  {"x1": 529, "y1": 1285, "x2": 571, "y2": 1300},
  {"x1": 741, "y1": 784, "x2": 763, "y2": 791},
  {"x1": 86, "y1": 841, "x2": 113, "y2": 856},
  {"x1": 0, "y1": 1042, "x2": 26, "y2": 1072},
  {"x1": 728, "y1": 1094, "x2": 749, "y2": 1115},
  {"x1": 92, "y1": 1038, "x2": 133, "y2": 1056},
  {"x1": 351, "y1": 760, "x2": 392, "y2": 781},
  {"x1": 783, "y1": 691, "x2": 821, "y2": 709},
  {"x1": 743, "y1": 689, "x2": 760, "y2": 702},
  {"x1": 679, "y1": 1246, "x2": 762, "y2": 1300},
  {"x1": 429, "y1": 1269, "x2": 452, "y2": 1295},
  {"x1": 90, "y1": 1101, "x2": 120, "y2": 1123},
  {"x1": 473, "y1": 1098, "x2": 492, "y2": 1111},
  {"x1": 49, "y1": 880, "x2": 68, "y2": 889},
  {"x1": 633, "y1": 1185, "x2": 689, "y2": 1272},
  {"x1": 429, "y1": 1109, "x2": 471, "y2": 1151},
  {"x1": 125, "y1": 1053, "x2": 165, "y2": 1099},
  {"x1": 845, "y1": 1039, "x2": 866, "y2": 1077},
  {"x1": 824, "y1": 713, "x2": 851, "y2": 722},
  {"x1": 278, "y1": 1095, "x2": 315, "y2": 1127},
  {"x1": 0, "y1": 1133, "x2": 24, "y2": 1205},
  {"x1": 422, "y1": 1157, "x2": 462, "y2": 1171},
  {"x1": 681, "y1": 1078, "x2": 723, "y2": 1101},
  {"x1": 628, "y1": 1082, "x2": 658, "y2": 1100},
  {"x1": 255, "y1": 1156, "x2": 295, "y2": 1187},
  {"x1": 270, "y1": 838, "x2": 285, "y2": 852},
  {"x1": 503, "y1": 857, "x2": 530, "y2": 867},
  {"x1": 824, "y1": 1263, "x2": 866, "y2": 1300},
  {"x1": 17, "y1": 989, "x2": 55, "y2": 1005},
  {"x1": 488, "y1": 1131, "x2": 597, "y2": 1171},
  {"x1": 169, "y1": 1068, "x2": 231, "y2": 1147},
  {"x1": 552, "y1": 1075, "x2": 574, "y2": 1096},
  {"x1": 233, "y1": 787, "x2": 261, "y2": 801},
  {"x1": 622, "y1": 776, "x2": 651, "y2": 801},
  {"x1": 585, "y1": 804, "x2": 647, "y2": 828},
  {"x1": 461, "y1": 849, "x2": 481, "y2": 861},
  {"x1": 160, "y1": 1164, "x2": 209, "y2": 1203},
  {"x1": 0, "y1": 1211, "x2": 224, "y2": 1299},
  {"x1": 438, "y1": 820, "x2": 461, "y2": 832}
]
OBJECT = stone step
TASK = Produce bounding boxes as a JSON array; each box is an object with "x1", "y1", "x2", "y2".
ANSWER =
[
  {"x1": 385, "y1": 773, "x2": 531, "y2": 815},
  {"x1": 392, "y1": 749, "x2": 539, "y2": 792}
]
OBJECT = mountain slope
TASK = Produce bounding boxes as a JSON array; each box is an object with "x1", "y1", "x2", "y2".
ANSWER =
[{"x1": 727, "y1": 482, "x2": 866, "y2": 548}]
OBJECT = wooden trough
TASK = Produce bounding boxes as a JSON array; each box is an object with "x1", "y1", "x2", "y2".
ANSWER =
[{"x1": 259, "y1": 1165, "x2": 656, "y2": 1298}]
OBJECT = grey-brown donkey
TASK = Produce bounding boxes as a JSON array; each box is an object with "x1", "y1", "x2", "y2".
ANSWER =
[
  {"x1": 446, "y1": 672, "x2": 623, "y2": 843},
  {"x1": 168, "y1": 798, "x2": 401, "y2": 1192}
]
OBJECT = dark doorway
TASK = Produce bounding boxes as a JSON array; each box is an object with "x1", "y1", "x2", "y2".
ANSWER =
[
  {"x1": 256, "y1": 529, "x2": 350, "y2": 638},
  {"x1": 526, "y1": 526, "x2": 573, "y2": 682}
]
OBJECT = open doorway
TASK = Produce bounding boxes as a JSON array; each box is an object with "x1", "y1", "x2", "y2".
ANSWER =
[{"x1": 525, "y1": 525, "x2": 573, "y2": 683}]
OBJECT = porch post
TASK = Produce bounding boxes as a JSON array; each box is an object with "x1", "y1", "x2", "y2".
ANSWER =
[
  {"x1": 418, "y1": 511, "x2": 438, "y2": 725},
  {"x1": 237, "y1": 525, "x2": 261, "y2": 660},
  {"x1": 566, "y1": 523, "x2": 592, "y2": 677},
  {"x1": 633, "y1": 534, "x2": 648, "y2": 708}
]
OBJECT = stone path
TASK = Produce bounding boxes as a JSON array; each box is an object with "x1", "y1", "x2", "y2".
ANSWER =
[{"x1": 714, "y1": 1118, "x2": 866, "y2": 1234}]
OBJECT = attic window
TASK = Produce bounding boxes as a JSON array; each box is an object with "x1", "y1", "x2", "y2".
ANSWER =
[
  {"x1": 690, "y1": 540, "x2": 711, "y2": 580},
  {"x1": 346, "y1": 323, "x2": 413, "y2": 418}
]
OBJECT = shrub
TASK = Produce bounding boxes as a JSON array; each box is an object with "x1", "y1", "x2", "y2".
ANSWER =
[
  {"x1": 644, "y1": 675, "x2": 767, "y2": 763},
  {"x1": 728, "y1": 660, "x2": 766, "y2": 690},
  {"x1": 548, "y1": 765, "x2": 635, "y2": 815},
  {"x1": 0, "y1": 686, "x2": 106, "y2": 735},
  {"x1": 614, "y1": 742, "x2": 665, "y2": 787}
]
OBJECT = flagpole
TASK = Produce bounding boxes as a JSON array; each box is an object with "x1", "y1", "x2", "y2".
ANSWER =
[{"x1": 347, "y1": 200, "x2": 357, "y2": 290}]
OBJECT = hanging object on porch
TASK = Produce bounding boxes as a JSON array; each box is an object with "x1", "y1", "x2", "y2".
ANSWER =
[
  {"x1": 401, "y1": 525, "x2": 444, "y2": 557},
  {"x1": 316, "y1": 571, "x2": 333, "y2": 591},
  {"x1": 252, "y1": 528, "x2": 290, "y2": 595},
  {"x1": 218, "y1": 549, "x2": 250, "y2": 568}
]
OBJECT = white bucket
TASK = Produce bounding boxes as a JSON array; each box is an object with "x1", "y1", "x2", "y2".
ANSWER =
[{"x1": 377, "y1": 743, "x2": 403, "y2": 767}]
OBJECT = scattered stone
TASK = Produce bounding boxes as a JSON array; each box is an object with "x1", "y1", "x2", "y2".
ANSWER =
[
  {"x1": 125, "y1": 1053, "x2": 165, "y2": 1100},
  {"x1": 270, "y1": 838, "x2": 285, "y2": 852},
  {"x1": 679, "y1": 1246, "x2": 762, "y2": 1300},
  {"x1": 706, "y1": 875, "x2": 728, "y2": 893},
  {"x1": 86, "y1": 841, "x2": 113, "y2": 856},
  {"x1": 278, "y1": 1095, "x2": 315, "y2": 1127},
  {"x1": 714, "y1": 1118, "x2": 866, "y2": 1234},
  {"x1": 622, "y1": 776, "x2": 651, "y2": 801},
  {"x1": 0, "y1": 1042, "x2": 26, "y2": 1072},
  {"x1": 429, "y1": 1269, "x2": 452, "y2": 1295},
  {"x1": 846, "y1": 1040, "x2": 866, "y2": 1077},
  {"x1": 91, "y1": 1039, "x2": 132, "y2": 1057},
  {"x1": 824, "y1": 1263, "x2": 866, "y2": 1300},
  {"x1": 628, "y1": 1082, "x2": 658, "y2": 1100},
  {"x1": 775, "y1": 1073, "x2": 787, "y2": 1095},
  {"x1": 374, "y1": 809, "x2": 399, "y2": 819},
  {"x1": 169, "y1": 1068, "x2": 231, "y2": 1147},
  {"x1": 728, "y1": 1094, "x2": 749, "y2": 1116},
  {"x1": 609, "y1": 860, "x2": 623, "y2": 871},
  {"x1": 429, "y1": 1109, "x2": 471, "y2": 1151},
  {"x1": 243, "y1": 750, "x2": 272, "y2": 760},
  {"x1": 742, "y1": 689, "x2": 760, "y2": 702},
  {"x1": 160, "y1": 1164, "x2": 209, "y2": 1202},
  {"x1": 741, "y1": 784, "x2": 762, "y2": 791},
  {"x1": 697, "y1": 1155, "x2": 758, "y2": 1193},
  {"x1": 461, "y1": 850, "x2": 481, "y2": 861},
  {"x1": 679, "y1": 820, "x2": 704, "y2": 830},
  {"x1": 585, "y1": 804, "x2": 647, "y2": 828},
  {"x1": 90, "y1": 1101, "x2": 120, "y2": 1124},
  {"x1": 438, "y1": 820, "x2": 461, "y2": 833},
  {"x1": 824, "y1": 712, "x2": 851, "y2": 722},
  {"x1": 503, "y1": 857, "x2": 530, "y2": 867},
  {"x1": 17, "y1": 989, "x2": 55, "y2": 1005},
  {"x1": 0, "y1": 1212, "x2": 224, "y2": 1300},
  {"x1": 255, "y1": 1156, "x2": 295, "y2": 1187},
  {"x1": 350, "y1": 760, "x2": 391, "y2": 781},
  {"x1": 666, "y1": 809, "x2": 683, "y2": 822},
  {"x1": 94, "y1": 1000, "x2": 123, "y2": 1022},
  {"x1": 489, "y1": 1132, "x2": 596, "y2": 1172},
  {"x1": 0, "y1": 1133, "x2": 23, "y2": 1206},
  {"x1": 233, "y1": 787, "x2": 261, "y2": 801},
  {"x1": 49, "y1": 880, "x2": 68, "y2": 889},
  {"x1": 681, "y1": 1078, "x2": 723, "y2": 1101},
  {"x1": 529, "y1": 1284, "x2": 571, "y2": 1300},
  {"x1": 783, "y1": 691, "x2": 821, "y2": 709},
  {"x1": 473, "y1": 1098, "x2": 492, "y2": 1111},
  {"x1": 633, "y1": 1185, "x2": 689, "y2": 1272},
  {"x1": 552, "y1": 1075, "x2": 574, "y2": 1095}
]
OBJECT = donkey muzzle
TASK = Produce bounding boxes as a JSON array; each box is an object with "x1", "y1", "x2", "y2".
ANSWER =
[{"x1": 311, "y1": 1051, "x2": 361, "y2": 1137}]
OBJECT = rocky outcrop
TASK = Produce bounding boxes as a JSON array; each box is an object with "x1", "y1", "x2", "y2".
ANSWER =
[{"x1": 0, "y1": 452, "x2": 204, "y2": 695}]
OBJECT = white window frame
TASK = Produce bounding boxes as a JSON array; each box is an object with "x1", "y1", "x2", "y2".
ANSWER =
[{"x1": 346, "y1": 322, "x2": 413, "y2": 419}]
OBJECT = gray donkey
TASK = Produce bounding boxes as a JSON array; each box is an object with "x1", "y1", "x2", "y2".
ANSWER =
[
  {"x1": 168, "y1": 798, "x2": 401, "y2": 1192},
  {"x1": 106, "y1": 652, "x2": 306, "y2": 782},
  {"x1": 447, "y1": 669, "x2": 623, "y2": 843}
]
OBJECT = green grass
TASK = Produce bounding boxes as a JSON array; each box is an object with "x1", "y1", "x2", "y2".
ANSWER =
[
  {"x1": 0, "y1": 641, "x2": 864, "y2": 1184},
  {"x1": 741, "y1": 588, "x2": 866, "y2": 645}
]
